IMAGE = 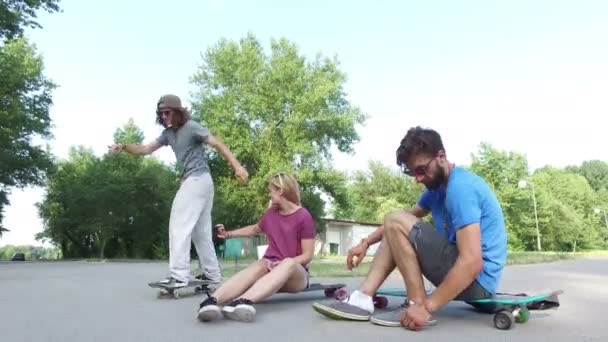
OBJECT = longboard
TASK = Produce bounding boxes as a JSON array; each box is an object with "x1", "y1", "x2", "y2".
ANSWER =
[
  {"x1": 148, "y1": 279, "x2": 210, "y2": 299},
  {"x1": 374, "y1": 287, "x2": 563, "y2": 330},
  {"x1": 303, "y1": 283, "x2": 348, "y2": 300}
]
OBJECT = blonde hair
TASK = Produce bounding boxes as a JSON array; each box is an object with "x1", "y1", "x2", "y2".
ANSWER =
[{"x1": 268, "y1": 172, "x2": 301, "y2": 206}]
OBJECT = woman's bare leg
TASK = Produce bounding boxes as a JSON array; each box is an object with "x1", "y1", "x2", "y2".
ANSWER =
[
  {"x1": 212, "y1": 259, "x2": 268, "y2": 304},
  {"x1": 239, "y1": 258, "x2": 308, "y2": 302}
]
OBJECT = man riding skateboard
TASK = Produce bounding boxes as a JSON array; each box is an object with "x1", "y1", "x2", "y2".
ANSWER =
[
  {"x1": 110, "y1": 94, "x2": 249, "y2": 290},
  {"x1": 312, "y1": 126, "x2": 508, "y2": 330}
]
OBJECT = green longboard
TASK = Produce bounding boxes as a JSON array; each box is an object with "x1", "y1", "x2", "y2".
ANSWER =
[{"x1": 374, "y1": 288, "x2": 563, "y2": 330}]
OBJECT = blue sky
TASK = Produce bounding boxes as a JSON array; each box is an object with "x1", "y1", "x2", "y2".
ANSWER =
[{"x1": 2, "y1": 0, "x2": 607, "y2": 246}]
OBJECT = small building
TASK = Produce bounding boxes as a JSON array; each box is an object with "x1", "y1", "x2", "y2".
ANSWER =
[{"x1": 319, "y1": 218, "x2": 382, "y2": 256}]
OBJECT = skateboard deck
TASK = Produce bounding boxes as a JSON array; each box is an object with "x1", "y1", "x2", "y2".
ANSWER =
[
  {"x1": 303, "y1": 283, "x2": 348, "y2": 300},
  {"x1": 148, "y1": 279, "x2": 210, "y2": 299},
  {"x1": 374, "y1": 287, "x2": 563, "y2": 330}
]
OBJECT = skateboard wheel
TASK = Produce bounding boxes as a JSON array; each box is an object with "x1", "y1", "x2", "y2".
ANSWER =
[
  {"x1": 515, "y1": 307, "x2": 529, "y2": 324},
  {"x1": 324, "y1": 288, "x2": 336, "y2": 298},
  {"x1": 373, "y1": 296, "x2": 388, "y2": 309},
  {"x1": 494, "y1": 310, "x2": 515, "y2": 330},
  {"x1": 334, "y1": 288, "x2": 348, "y2": 301}
]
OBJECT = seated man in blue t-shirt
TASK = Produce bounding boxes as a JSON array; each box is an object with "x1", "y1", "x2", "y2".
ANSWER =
[{"x1": 312, "y1": 126, "x2": 507, "y2": 330}]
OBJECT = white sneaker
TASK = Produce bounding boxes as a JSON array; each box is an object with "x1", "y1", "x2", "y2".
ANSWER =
[
  {"x1": 222, "y1": 298, "x2": 256, "y2": 322},
  {"x1": 344, "y1": 290, "x2": 375, "y2": 313},
  {"x1": 151, "y1": 277, "x2": 187, "y2": 289},
  {"x1": 197, "y1": 296, "x2": 223, "y2": 322}
]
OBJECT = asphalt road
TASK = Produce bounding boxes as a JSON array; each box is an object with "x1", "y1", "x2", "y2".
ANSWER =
[{"x1": 1, "y1": 258, "x2": 607, "y2": 342}]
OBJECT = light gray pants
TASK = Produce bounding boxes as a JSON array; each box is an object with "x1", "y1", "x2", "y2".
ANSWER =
[{"x1": 168, "y1": 173, "x2": 221, "y2": 283}]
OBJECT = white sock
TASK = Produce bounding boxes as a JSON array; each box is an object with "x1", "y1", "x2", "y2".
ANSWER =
[{"x1": 345, "y1": 290, "x2": 374, "y2": 313}]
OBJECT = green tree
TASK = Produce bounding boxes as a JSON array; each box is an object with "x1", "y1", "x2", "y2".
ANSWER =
[
  {"x1": 469, "y1": 143, "x2": 530, "y2": 191},
  {"x1": 593, "y1": 190, "x2": 608, "y2": 242},
  {"x1": 0, "y1": 0, "x2": 61, "y2": 40},
  {"x1": 113, "y1": 118, "x2": 145, "y2": 145},
  {"x1": 36, "y1": 146, "x2": 100, "y2": 258},
  {"x1": 470, "y1": 143, "x2": 531, "y2": 250},
  {"x1": 190, "y1": 34, "x2": 366, "y2": 232},
  {"x1": 0, "y1": 37, "x2": 55, "y2": 233},
  {"x1": 0, "y1": 244, "x2": 61, "y2": 260},
  {"x1": 566, "y1": 160, "x2": 608, "y2": 193},
  {"x1": 37, "y1": 121, "x2": 178, "y2": 258},
  {"x1": 532, "y1": 167, "x2": 604, "y2": 251},
  {"x1": 333, "y1": 160, "x2": 422, "y2": 222}
]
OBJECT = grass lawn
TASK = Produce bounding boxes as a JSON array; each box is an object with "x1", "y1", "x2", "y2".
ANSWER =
[
  {"x1": 218, "y1": 250, "x2": 608, "y2": 278},
  {"x1": 219, "y1": 258, "x2": 372, "y2": 278},
  {"x1": 78, "y1": 250, "x2": 607, "y2": 278}
]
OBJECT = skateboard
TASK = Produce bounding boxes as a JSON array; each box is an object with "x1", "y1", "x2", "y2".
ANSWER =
[
  {"x1": 372, "y1": 288, "x2": 434, "y2": 310},
  {"x1": 374, "y1": 288, "x2": 563, "y2": 330},
  {"x1": 148, "y1": 279, "x2": 211, "y2": 299},
  {"x1": 303, "y1": 283, "x2": 348, "y2": 300}
]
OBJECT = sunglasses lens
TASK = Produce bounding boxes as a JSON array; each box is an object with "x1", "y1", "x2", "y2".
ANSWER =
[{"x1": 402, "y1": 166, "x2": 425, "y2": 177}]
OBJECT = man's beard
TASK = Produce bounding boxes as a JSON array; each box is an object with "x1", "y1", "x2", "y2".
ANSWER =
[{"x1": 424, "y1": 167, "x2": 446, "y2": 190}]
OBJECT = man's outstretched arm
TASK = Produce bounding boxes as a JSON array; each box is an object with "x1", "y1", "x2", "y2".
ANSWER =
[
  {"x1": 205, "y1": 133, "x2": 249, "y2": 184},
  {"x1": 109, "y1": 141, "x2": 162, "y2": 155}
]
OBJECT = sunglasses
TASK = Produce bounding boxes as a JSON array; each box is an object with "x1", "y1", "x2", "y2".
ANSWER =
[
  {"x1": 275, "y1": 172, "x2": 286, "y2": 188},
  {"x1": 401, "y1": 158, "x2": 435, "y2": 177},
  {"x1": 156, "y1": 109, "x2": 173, "y2": 116}
]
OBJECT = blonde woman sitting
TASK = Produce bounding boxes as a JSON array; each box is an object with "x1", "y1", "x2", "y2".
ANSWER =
[{"x1": 197, "y1": 173, "x2": 316, "y2": 323}]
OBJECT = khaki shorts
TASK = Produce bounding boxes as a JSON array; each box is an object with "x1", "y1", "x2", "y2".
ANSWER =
[{"x1": 408, "y1": 221, "x2": 497, "y2": 312}]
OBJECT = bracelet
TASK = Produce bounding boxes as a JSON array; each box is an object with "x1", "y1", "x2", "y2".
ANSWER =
[{"x1": 360, "y1": 238, "x2": 369, "y2": 248}]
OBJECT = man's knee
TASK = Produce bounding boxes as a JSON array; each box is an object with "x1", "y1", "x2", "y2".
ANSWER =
[{"x1": 383, "y1": 211, "x2": 419, "y2": 237}]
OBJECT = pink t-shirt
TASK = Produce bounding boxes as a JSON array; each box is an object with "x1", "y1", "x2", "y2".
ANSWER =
[{"x1": 258, "y1": 207, "x2": 316, "y2": 268}]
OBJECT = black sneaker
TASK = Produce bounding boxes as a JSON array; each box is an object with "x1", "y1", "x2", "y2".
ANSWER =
[
  {"x1": 197, "y1": 296, "x2": 223, "y2": 322},
  {"x1": 222, "y1": 298, "x2": 256, "y2": 322},
  {"x1": 195, "y1": 273, "x2": 211, "y2": 281},
  {"x1": 195, "y1": 273, "x2": 221, "y2": 287},
  {"x1": 194, "y1": 274, "x2": 221, "y2": 295}
]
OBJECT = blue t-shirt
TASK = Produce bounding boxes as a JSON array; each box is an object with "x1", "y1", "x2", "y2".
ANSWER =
[{"x1": 417, "y1": 166, "x2": 507, "y2": 294}]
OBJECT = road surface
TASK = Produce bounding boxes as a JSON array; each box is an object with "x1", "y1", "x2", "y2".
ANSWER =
[{"x1": 1, "y1": 258, "x2": 606, "y2": 341}]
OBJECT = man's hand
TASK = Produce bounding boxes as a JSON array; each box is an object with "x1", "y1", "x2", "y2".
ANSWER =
[
  {"x1": 234, "y1": 165, "x2": 249, "y2": 185},
  {"x1": 346, "y1": 240, "x2": 369, "y2": 270},
  {"x1": 400, "y1": 301, "x2": 432, "y2": 331},
  {"x1": 108, "y1": 144, "x2": 124, "y2": 153},
  {"x1": 216, "y1": 224, "x2": 230, "y2": 239}
]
